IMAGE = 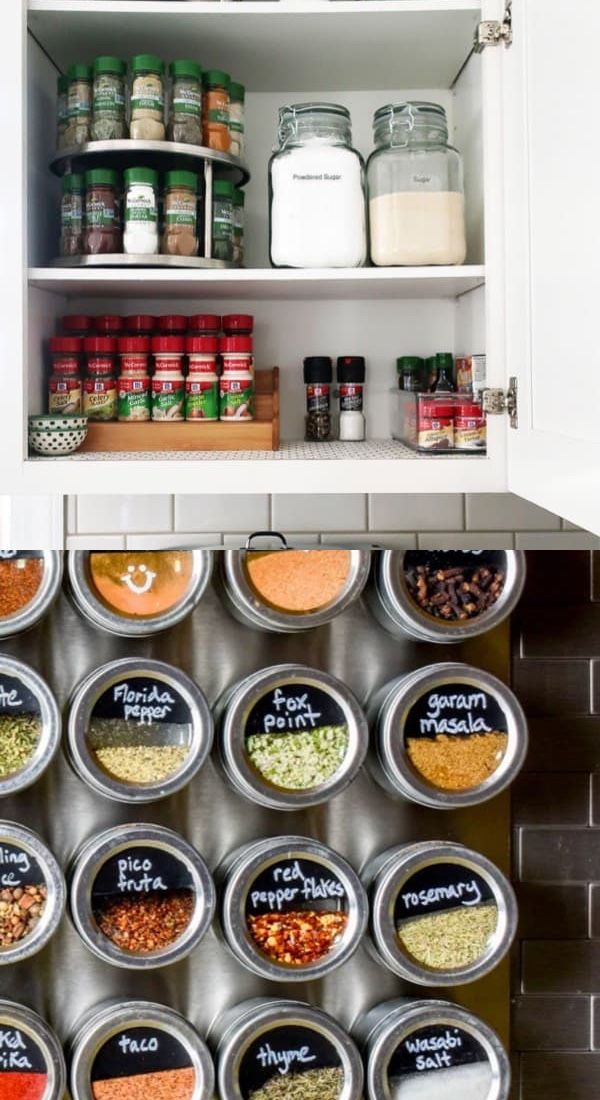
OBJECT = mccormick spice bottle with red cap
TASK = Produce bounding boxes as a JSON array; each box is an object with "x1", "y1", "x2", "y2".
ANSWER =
[
  {"x1": 125, "y1": 314, "x2": 157, "y2": 337},
  {"x1": 186, "y1": 337, "x2": 219, "y2": 421},
  {"x1": 95, "y1": 315, "x2": 124, "y2": 337},
  {"x1": 219, "y1": 336, "x2": 253, "y2": 375},
  {"x1": 151, "y1": 336, "x2": 185, "y2": 420},
  {"x1": 454, "y1": 398, "x2": 486, "y2": 452},
  {"x1": 83, "y1": 337, "x2": 117, "y2": 420},
  {"x1": 337, "y1": 356, "x2": 366, "y2": 441},
  {"x1": 188, "y1": 314, "x2": 221, "y2": 335},
  {"x1": 304, "y1": 357, "x2": 332, "y2": 442},
  {"x1": 62, "y1": 315, "x2": 94, "y2": 338},
  {"x1": 117, "y1": 337, "x2": 151, "y2": 422},
  {"x1": 417, "y1": 395, "x2": 455, "y2": 451},
  {"x1": 158, "y1": 315, "x2": 188, "y2": 337},
  {"x1": 48, "y1": 337, "x2": 82, "y2": 415},
  {"x1": 222, "y1": 314, "x2": 254, "y2": 336}
]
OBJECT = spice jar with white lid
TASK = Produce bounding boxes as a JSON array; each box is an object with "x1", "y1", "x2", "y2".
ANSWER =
[
  {"x1": 67, "y1": 64, "x2": 92, "y2": 146},
  {"x1": 130, "y1": 55, "x2": 165, "y2": 141},
  {"x1": 369, "y1": 661, "x2": 528, "y2": 809},
  {"x1": 337, "y1": 355, "x2": 366, "y2": 441},
  {"x1": 91, "y1": 56, "x2": 126, "y2": 141},
  {"x1": 367, "y1": 101, "x2": 467, "y2": 266},
  {"x1": 212, "y1": 998, "x2": 364, "y2": 1100},
  {"x1": 0, "y1": 1001, "x2": 66, "y2": 1100},
  {"x1": 123, "y1": 168, "x2": 159, "y2": 256},
  {"x1": 0, "y1": 821, "x2": 65, "y2": 963},
  {"x1": 355, "y1": 998, "x2": 511, "y2": 1100},
  {"x1": 217, "y1": 836, "x2": 368, "y2": 979},
  {"x1": 162, "y1": 170, "x2": 199, "y2": 257},
  {"x1": 67, "y1": 656, "x2": 213, "y2": 803},
  {"x1": 168, "y1": 59, "x2": 203, "y2": 146},
  {"x1": 270, "y1": 103, "x2": 367, "y2": 269},
  {"x1": 70, "y1": 1001, "x2": 214, "y2": 1100},
  {"x1": 0, "y1": 654, "x2": 61, "y2": 795},
  {"x1": 218, "y1": 663, "x2": 368, "y2": 809},
  {"x1": 69, "y1": 823, "x2": 215, "y2": 970},
  {"x1": 0, "y1": 552, "x2": 63, "y2": 640},
  {"x1": 363, "y1": 840, "x2": 517, "y2": 985},
  {"x1": 151, "y1": 336, "x2": 185, "y2": 421}
]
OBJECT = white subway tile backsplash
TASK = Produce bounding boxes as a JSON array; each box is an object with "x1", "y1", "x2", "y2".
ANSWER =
[
  {"x1": 466, "y1": 493, "x2": 560, "y2": 531},
  {"x1": 417, "y1": 532, "x2": 516, "y2": 549},
  {"x1": 66, "y1": 535, "x2": 126, "y2": 549},
  {"x1": 321, "y1": 533, "x2": 417, "y2": 548},
  {"x1": 76, "y1": 495, "x2": 172, "y2": 534},
  {"x1": 515, "y1": 532, "x2": 600, "y2": 549},
  {"x1": 369, "y1": 494, "x2": 463, "y2": 532},
  {"x1": 174, "y1": 494, "x2": 270, "y2": 533},
  {"x1": 272, "y1": 494, "x2": 367, "y2": 533}
]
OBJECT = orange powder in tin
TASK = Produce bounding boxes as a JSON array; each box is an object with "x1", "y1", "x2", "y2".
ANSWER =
[
  {"x1": 245, "y1": 549, "x2": 351, "y2": 613},
  {"x1": 88, "y1": 552, "x2": 193, "y2": 618}
]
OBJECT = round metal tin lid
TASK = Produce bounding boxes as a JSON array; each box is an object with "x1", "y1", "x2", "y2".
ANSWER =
[
  {"x1": 221, "y1": 835, "x2": 368, "y2": 982},
  {"x1": 67, "y1": 657, "x2": 213, "y2": 804},
  {"x1": 223, "y1": 547, "x2": 371, "y2": 632},
  {"x1": 369, "y1": 841, "x2": 517, "y2": 986},
  {"x1": 0, "y1": 656, "x2": 62, "y2": 797},
  {"x1": 70, "y1": 1000, "x2": 214, "y2": 1100},
  {"x1": 0, "y1": 551, "x2": 63, "y2": 638},
  {"x1": 376, "y1": 662, "x2": 528, "y2": 808},
  {"x1": 219, "y1": 664, "x2": 368, "y2": 810},
  {"x1": 0, "y1": 999, "x2": 66, "y2": 1100},
  {"x1": 67, "y1": 550, "x2": 213, "y2": 637},
  {"x1": 377, "y1": 550, "x2": 526, "y2": 641},
  {"x1": 0, "y1": 821, "x2": 66, "y2": 964},
  {"x1": 69, "y1": 823, "x2": 215, "y2": 970},
  {"x1": 218, "y1": 999, "x2": 364, "y2": 1100},
  {"x1": 365, "y1": 999, "x2": 510, "y2": 1100}
]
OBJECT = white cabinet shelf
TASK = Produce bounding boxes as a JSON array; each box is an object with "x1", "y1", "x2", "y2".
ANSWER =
[{"x1": 28, "y1": 266, "x2": 486, "y2": 301}]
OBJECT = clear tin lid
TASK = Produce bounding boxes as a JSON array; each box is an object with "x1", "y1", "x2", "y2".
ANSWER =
[
  {"x1": 371, "y1": 662, "x2": 528, "y2": 808},
  {"x1": 0, "y1": 1000, "x2": 66, "y2": 1100},
  {"x1": 357, "y1": 998, "x2": 510, "y2": 1100},
  {"x1": 0, "y1": 657, "x2": 61, "y2": 797},
  {"x1": 218, "y1": 663, "x2": 368, "y2": 810},
  {"x1": 67, "y1": 657, "x2": 213, "y2": 804},
  {"x1": 67, "y1": 550, "x2": 213, "y2": 637},
  {"x1": 219, "y1": 835, "x2": 368, "y2": 982},
  {"x1": 214, "y1": 998, "x2": 364, "y2": 1100},
  {"x1": 223, "y1": 538, "x2": 371, "y2": 633},
  {"x1": 375, "y1": 550, "x2": 527, "y2": 642},
  {"x1": 0, "y1": 821, "x2": 66, "y2": 964},
  {"x1": 69, "y1": 823, "x2": 215, "y2": 970},
  {"x1": 0, "y1": 551, "x2": 63, "y2": 638},
  {"x1": 364, "y1": 841, "x2": 517, "y2": 986},
  {"x1": 70, "y1": 1000, "x2": 214, "y2": 1100}
]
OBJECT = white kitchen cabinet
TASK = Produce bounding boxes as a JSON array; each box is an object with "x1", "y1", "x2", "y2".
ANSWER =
[{"x1": 2, "y1": 0, "x2": 598, "y2": 533}]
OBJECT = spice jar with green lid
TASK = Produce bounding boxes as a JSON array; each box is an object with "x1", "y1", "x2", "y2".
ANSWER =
[
  {"x1": 56, "y1": 73, "x2": 69, "y2": 149},
  {"x1": 202, "y1": 69, "x2": 231, "y2": 152},
  {"x1": 168, "y1": 60, "x2": 203, "y2": 146},
  {"x1": 67, "y1": 64, "x2": 92, "y2": 146},
  {"x1": 397, "y1": 355, "x2": 424, "y2": 391},
  {"x1": 229, "y1": 80, "x2": 245, "y2": 158},
  {"x1": 162, "y1": 170, "x2": 199, "y2": 257},
  {"x1": 123, "y1": 167, "x2": 159, "y2": 255},
  {"x1": 60, "y1": 173, "x2": 84, "y2": 257},
  {"x1": 91, "y1": 56, "x2": 126, "y2": 141},
  {"x1": 84, "y1": 169, "x2": 121, "y2": 254},
  {"x1": 233, "y1": 187, "x2": 245, "y2": 265},
  {"x1": 212, "y1": 179, "x2": 234, "y2": 262},
  {"x1": 130, "y1": 55, "x2": 165, "y2": 141}
]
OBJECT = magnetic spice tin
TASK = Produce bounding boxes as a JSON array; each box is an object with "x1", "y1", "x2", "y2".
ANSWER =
[
  {"x1": 69, "y1": 823, "x2": 215, "y2": 969},
  {"x1": 0, "y1": 552, "x2": 63, "y2": 638},
  {"x1": 363, "y1": 841, "x2": 517, "y2": 986},
  {"x1": 68, "y1": 550, "x2": 213, "y2": 636},
  {"x1": 67, "y1": 658, "x2": 213, "y2": 803},
  {"x1": 0, "y1": 656, "x2": 61, "y2": 797},
  {"x1": 0, "y1": 1000, "x2": 66, "y2": 1100},
  {"x1": 218, "y1": 836, "x2": 368, "y2": 980},
  {"x1": 69, "y1": 1000, "x2": 214, "y2": 1100},
  {"x1": 355, "y1": 998, "x2": 510, "y2": 1100},
  {"x1": 212, "y1": 998, "x2": 364, "y2": 1100},
  {"x1": 218, "y1": 664, "x2": 368, "y2": 810},
  {"x1": 0, "y1": 822, "x2": 65, "y2": 964},
  {"x1": 369, "y1": 662, "x2": 528, "y2": 808}
]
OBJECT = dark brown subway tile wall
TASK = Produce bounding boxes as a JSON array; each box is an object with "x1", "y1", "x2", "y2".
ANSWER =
[{"x1": 512, "y1": 552, "x2": 600, "y2": 1098}]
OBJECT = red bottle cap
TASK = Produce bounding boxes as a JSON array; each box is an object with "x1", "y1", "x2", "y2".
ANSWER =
[
  {"x1": 125, "y1": 314, "x2": 157, "y2": 334},
  {"x1": 61, "y1": 315, "x2": 93, "y2": 334},
  {"x1": 83, "y1": 337, "x2": 118, "y2": 354},
  {"x1": 49, "y1": 337, "x2": 82, "y2": 353},
  {"x1": 158, "y1": 315, "x2": 188, "y2": 334},
  {"x1": 151, "y1": 337, "x2": 185, "y2": 354},
  {"x1": 188, "y1": 314, "x2": 221, "y2": 333},
  {"x1": 218, "y1": 336, "x2": 253, "y2": 353},
  {"x1": 186, "y1": 336, "x2": 219, "y2": 354},
  {"x1": 95, "y1": 315, "x2": 124, "y2": 334},
  {"x1": 118, "y1": 337, "x2": 151, "y2": 354},
  {"x1": 222, "y1": 313, "x2": 254, "y2": 334}
]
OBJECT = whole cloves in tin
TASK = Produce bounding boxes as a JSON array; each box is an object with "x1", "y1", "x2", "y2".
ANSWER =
[{"x1": 406, "y1": 563, "x2": 505, "y2": 622}]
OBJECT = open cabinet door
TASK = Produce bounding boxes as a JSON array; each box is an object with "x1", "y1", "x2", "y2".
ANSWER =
[{"x1": 503, "y1": 0, "x2": 600, "y2": 534}]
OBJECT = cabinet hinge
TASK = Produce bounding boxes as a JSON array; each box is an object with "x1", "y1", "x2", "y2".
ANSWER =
[
  {"x1": 474, "y1": 1, "x2": 513, "y2": 51},
  {"x1": 482, "y1": 378, "x2": 518, "y2": 429}
]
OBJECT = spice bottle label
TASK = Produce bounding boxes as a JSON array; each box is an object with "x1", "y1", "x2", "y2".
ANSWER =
[
  {"x1": 93, "y1": 846, "x2": 194, "y2": 899},
  {"x1": 454, "y1": 417, "x2": 486, "y2": 451},
  {"x1": 306, "y1": 384, "x2": 330, "y2": 413},
  {"x1": 0, "y1": 843, "x2": 44, "y2": 890},
  {"x1": 213, "y1": 205, "x2": 234, "y2": 237},
  {"x1": 404, "y1": 682, "x2": 508, "y2": 742},
  {"x1": 245, "y1": 858, "x2": 347, "y2": 917},
  {"x1": 126, "y1": 185, "x2": 157, "y2": 224},
  {"x1": 0, "y1": 1025, "x2": 48, "y2": 1078},
  {"x1": 238, "y1": 1025, "x2": 342, "y2": 1100},
  {"x1": 68, "y1": 83, "x2": 91, "y2": 118},
  {"x1": 91, "y1": 675, "x2": 192, "y2": 727},
  {"x1": 83, "y1": 379, "x2": 117, "y2": 420},
  {"x1": 339, "y1": 383, "x2": 363, "y2": 412},
  {"x1": 0, "y1": 674, "x2": 41, "y2": 720},
  {"x1": 166, "y1": 195, "x2": 197, "y2": 228},
  {"x1": 185, "y1": 378, "x2": 218, "y2": 421},
  {"x1": 49, "y1": 377, "x2": 82, "y2": 414},
  {"x1": 61, "y1": 194, "x2": 83, "y2": 229},
  {"x1": 395, "y1": 863, "x2": 495, "y2": 923},
  {"x1": 389, "y1": 1026, "x2": 490, "y2": 1081},
  {"x1": 221, "y1": 353, "x2": 253, "y2": 374},
  {"x1": 118, "y1": 379, "x2": 150, "y2": 421},
  {"x1": 91, "y1": 1028, "x2": 194, "y2": 1092},
  {"x1": 173, "y1": 87, "x2": 201, "y2": 115},
  {"x1": 86, "y1": 196, "x2": 116, "y2": 228},
  {"x1": 152, "y1": 379, "x2": 185, "y2": 420},
  {"x1": 131, "y1": 77, "x2": 164, "y2": 113},
  {"x1": 219, "y1": 378, "x2": 254, "y2": 420},
  {"x1": 93, "y1": 76, "x2": 125, "y2": 115},
  {"x1": 417, "y1": 418, "x2": 454, "y2": 450}
]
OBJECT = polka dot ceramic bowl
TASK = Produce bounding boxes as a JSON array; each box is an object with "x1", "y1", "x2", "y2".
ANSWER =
[
  {"x1": 29, "y1": 421, "x2": 88, "y2": 456},
  {"x1": 29, "y1": 414, "x2": 88, "y2": 432}
]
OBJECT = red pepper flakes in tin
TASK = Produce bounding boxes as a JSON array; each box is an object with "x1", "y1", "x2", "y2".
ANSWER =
[{"x1": 247, "y1": 909, "x2": 348, "y2": 966}]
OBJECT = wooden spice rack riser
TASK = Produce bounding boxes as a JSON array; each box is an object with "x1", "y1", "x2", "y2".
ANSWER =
[{"x1": 80, "y1": 367, "x2": 279, "y2": 453}]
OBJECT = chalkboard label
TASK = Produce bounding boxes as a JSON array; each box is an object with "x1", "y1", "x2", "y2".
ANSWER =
[
  {"x1": 92, "y1": 845, "x2": 194, "y2": 900},
  {"x1": 244, "y1": 683, "x2": 345, "y2": 740},
  {"x1": 388, "y1": 1025, "x2": 488, "y2": 1080},
  {"x1": 404, "y1": 682, "x2": 507, "y2": 742},
  {"x1": 0, "y1": 673, "x2": 41, "y2": 720},
  {"x1": 0, "y1": 843, "x2": 44, "y2": 889},
  {"x1": 0, "y1": 1028, "x2": 47, "y2": 1074},
  {"x1": 245, "y1": 857, "x2": 347, "y2": 917},
  {"x1": 0, "y1": 552, "x2": 44, "y2": 562},
  {"x1": 404, "y1": 550, "x2": 506, "y2": 573},
  {"x1": 238, "y1": 1025, "x2": 341, "y2": 1098},
  {"x1": 91, "y1": 676, "x2": 192, "y2": 728},
  {"x1": 395, "y1": 862, "x2": 495, "y2": 922},
  {"x1": 91, "y1": 1027, "x2": 193, "y2": 1082}
]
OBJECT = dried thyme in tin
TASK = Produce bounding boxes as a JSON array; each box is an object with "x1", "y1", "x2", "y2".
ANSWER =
[
  {"x1": 363, "y1": 841, "x2": 517, "y2": 986},
  {"x1": 0, "y1": 1000, "x2": 66, "y2": 1100},
  {"x1": 0, "y1": 822, "x2": 65, "y2": 964},
  {"x1": 218, "y1": 664, "x2": 368, "y2": 810},
  {"x1": 0, "y1": 657, "x2": 61, "y2": 797},
  {"x1": 67, "y1": 657, "x2": 213, "y2": 803}
]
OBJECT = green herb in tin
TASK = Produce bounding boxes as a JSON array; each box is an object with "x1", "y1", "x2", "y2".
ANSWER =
[
  {"x1": 397, "y1": 902, "x2": 498, "y2": 969},
  {"x1": 246, "y1": 726, "x2": 349, "y2": 790},
  {"x1": 250, "y1": 1067, "x2": 343, "y2": 1100},
  {"x1": 0, "y1": 716, "x2": 41, "y2": 777}
]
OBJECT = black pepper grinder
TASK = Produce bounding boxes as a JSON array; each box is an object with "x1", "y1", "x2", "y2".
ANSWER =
[{"x1": 303, "y1": 357, "x2": 333, "y2": 442}]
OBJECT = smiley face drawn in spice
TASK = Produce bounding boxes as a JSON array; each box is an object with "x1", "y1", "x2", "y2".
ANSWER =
[{"x1": 121, "y1": 563, "x2": 157, "y2": 597}]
